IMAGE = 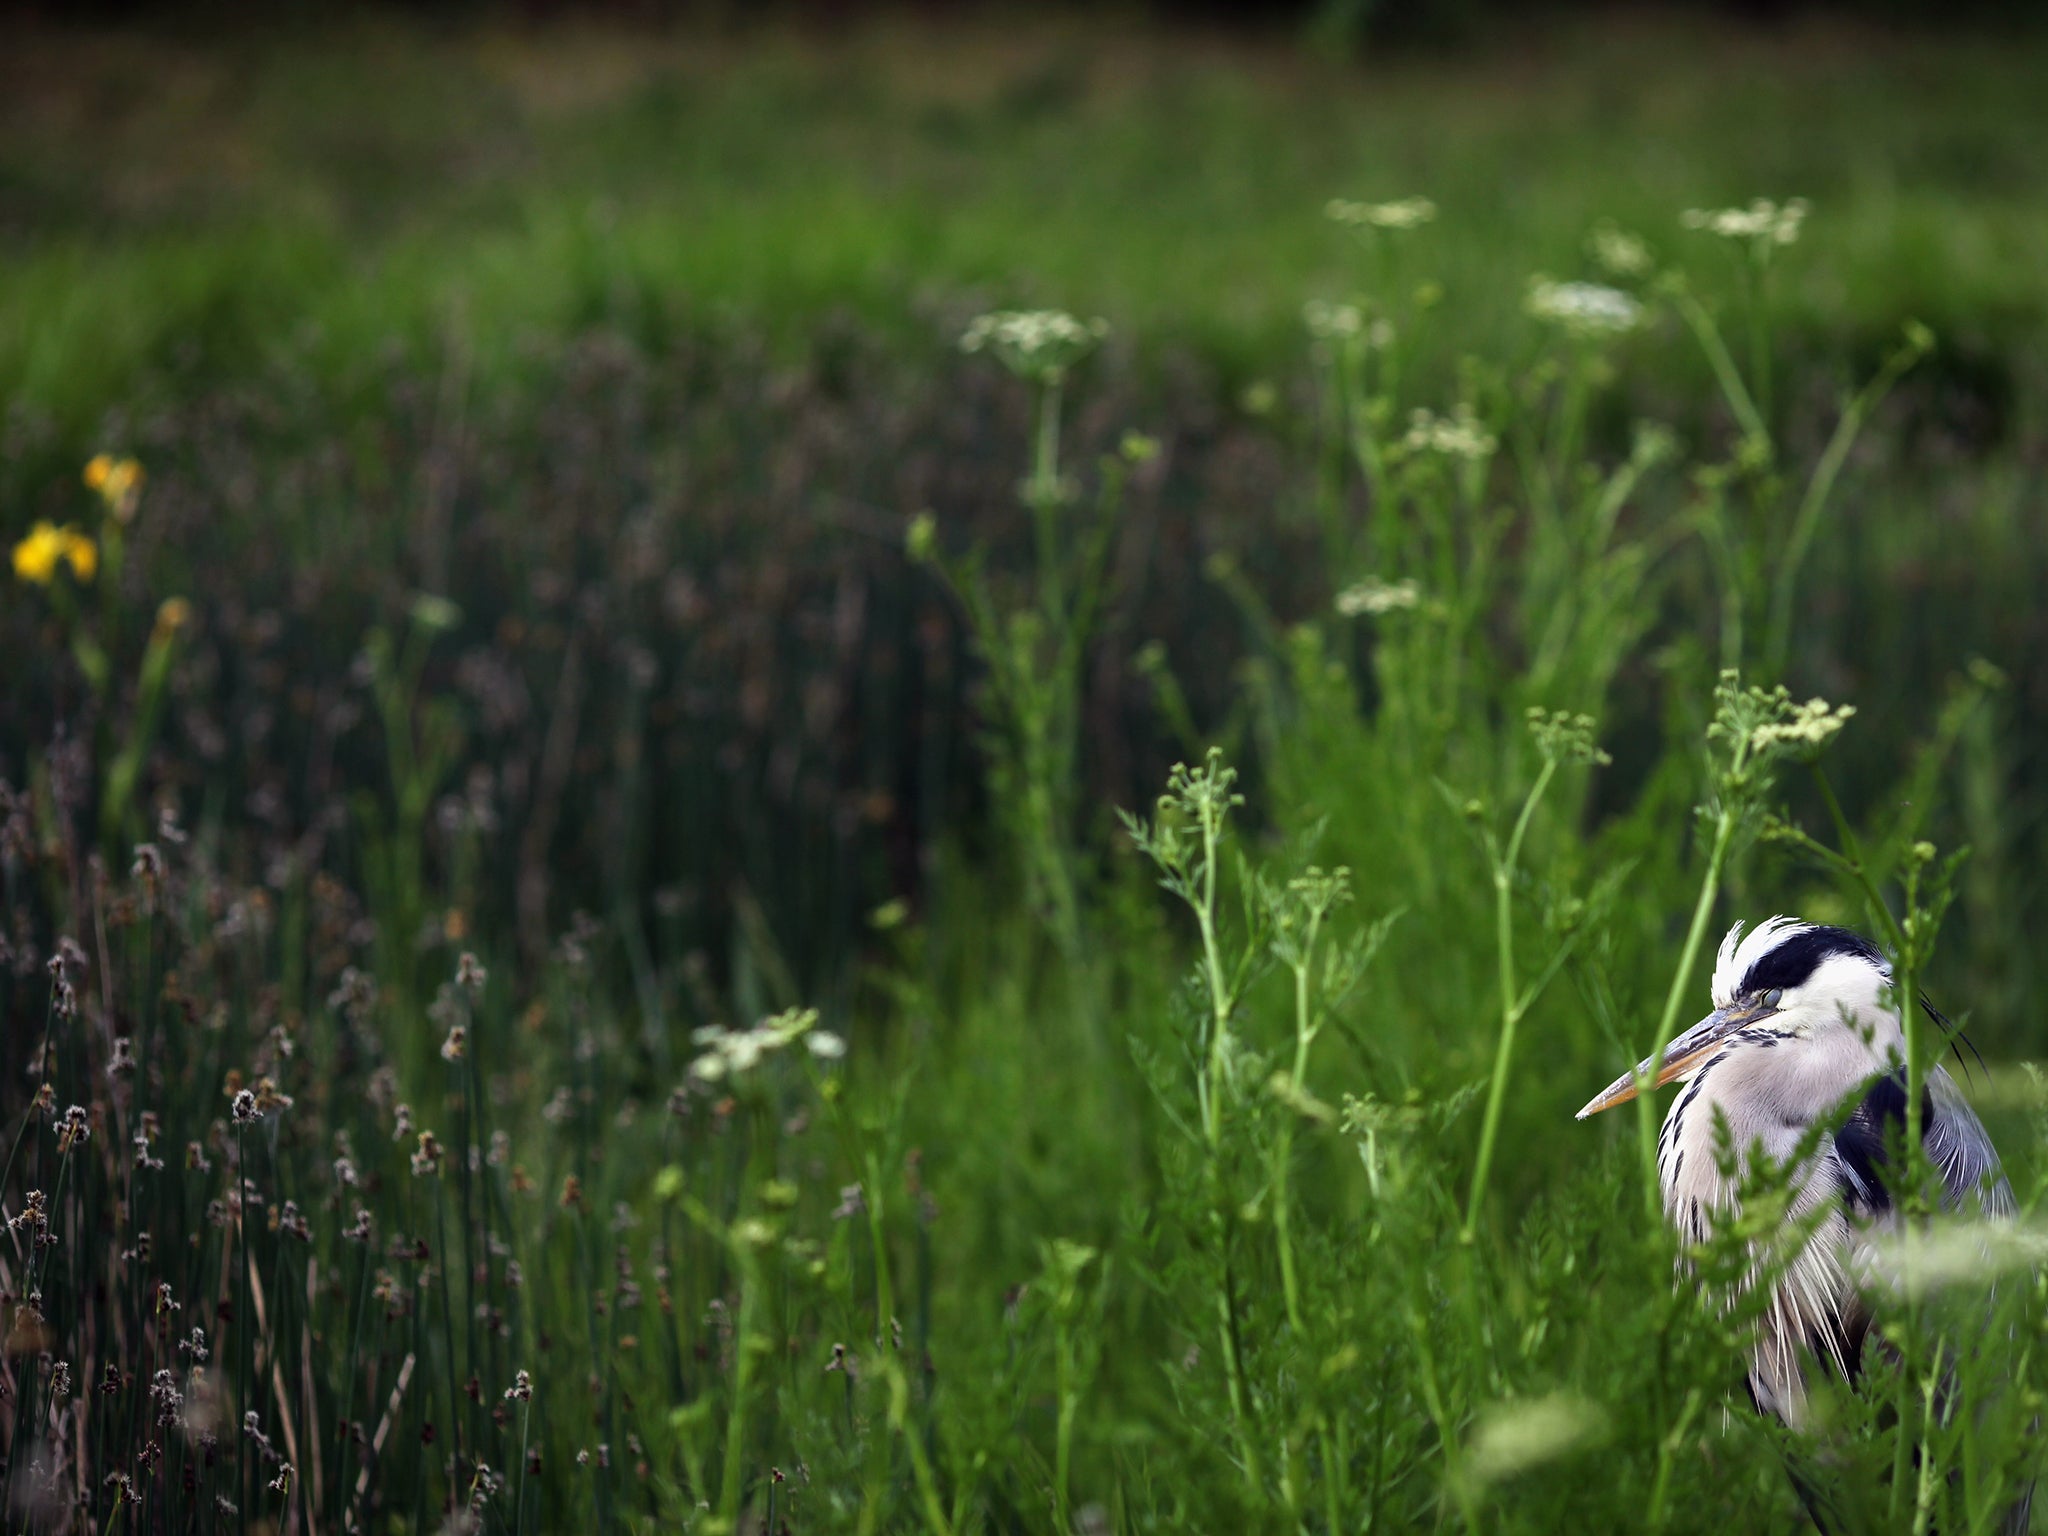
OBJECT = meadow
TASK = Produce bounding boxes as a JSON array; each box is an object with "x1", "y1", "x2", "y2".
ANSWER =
[{"x1": 4, "y1": 11, "x2": 2048, "y2": 1533}]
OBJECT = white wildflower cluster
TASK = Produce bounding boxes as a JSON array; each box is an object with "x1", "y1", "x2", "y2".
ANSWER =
[
  {"x1": 1302, "y1": 299, "x2": 1362, "y2": 340},
  {"x1": 1746, "y1": 696, "x2": 1855, "y2": 754},
  {"x1": 1326, "y1": 196, "x2": 1438, "y2": 231},
  {"x1": 1681, "y1": 197, "x2": 1809, "y2": 247},
  {"x1": 959, "y1": 310, "x2": 1107, "y2": 385},
  {"x1": 1402, "y1": 404, "x2": 1496, "y2": 461},
  {"x1": 1524, "y1": 278, "x2": 1642, "y2": 339},
  {"x1": 690, "y1": 1007, "x2": 846, "y2": 1082},
  {"x1": 1303, "y1": 300, "x2": 1393, "y2": 349},
  {"x1": 1587, "y1": 221, "x2": 1651, "y2": 277},
  {"x1": 1335, "y1": 576, "x2": 1421, "y2": 617}
]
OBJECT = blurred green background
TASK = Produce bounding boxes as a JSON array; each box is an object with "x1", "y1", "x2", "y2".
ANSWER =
[
  {"x1": 7, "y1": 9, "x2": 2048, "y2": 406},
  {"x1": 7, "y1": 11, "x2": 2048, "y2": 1528},
  {"x1": 6, "y1": 5, "x2": 2045, "y2": 1005}
]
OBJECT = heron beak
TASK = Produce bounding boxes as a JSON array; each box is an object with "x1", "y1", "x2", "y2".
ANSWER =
[{"x1": 1574, "y1": 1005, "x2": 1763, "y2": 1120}]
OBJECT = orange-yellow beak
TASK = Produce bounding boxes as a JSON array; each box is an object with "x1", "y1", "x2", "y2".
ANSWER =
[{"x1": 1575, "y1": 1004, "x2": 1770, "y2": 1120}]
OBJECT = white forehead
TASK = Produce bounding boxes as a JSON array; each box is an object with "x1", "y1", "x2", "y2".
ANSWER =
[{"x1": 1710, "y1": 916, "x2": 1808, "y2": 1007}]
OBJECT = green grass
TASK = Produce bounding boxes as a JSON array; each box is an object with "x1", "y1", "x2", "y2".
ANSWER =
[
  {"x1": 5, "y1": 13, "x2": 2048, "y2": 421},
  {"x1": 4, "y1": 11, "x2": 2048, "y2": 1534}
]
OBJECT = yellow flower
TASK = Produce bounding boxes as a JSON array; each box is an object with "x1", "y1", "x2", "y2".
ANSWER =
[
  {"x1": 13, "y1": 523, "x2": 94, "y2": 586},
  {"x1": 83, "y1": 454, "x2": 145, "y2": 522},
  {"x1": 61, "y1": 530, "x2": 97, "y2": 582},
  {"x1": 13, "y1": 522, "x2": 67, "y2": 585}
]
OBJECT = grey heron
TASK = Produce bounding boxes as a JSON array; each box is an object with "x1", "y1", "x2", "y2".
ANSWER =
[{"x1": 1576, "y1": 917, "x2": 2023, "y2": 1530}]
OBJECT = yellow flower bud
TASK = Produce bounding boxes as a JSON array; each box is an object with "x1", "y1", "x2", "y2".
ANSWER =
[
  {"x1": 153, "y1": 597, "x2": 193, "y2": 639},
  {"x1": 84, "y1": 455, "x2": 145, "y2": 522},
  {"x1": 61, "y1": 530, "x2": 97, "y2": 582}
]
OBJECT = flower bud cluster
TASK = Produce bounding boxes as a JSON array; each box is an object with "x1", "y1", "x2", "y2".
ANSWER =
[{"x1": 959, "y1": 310, "x2": 1108, "y2": 385}]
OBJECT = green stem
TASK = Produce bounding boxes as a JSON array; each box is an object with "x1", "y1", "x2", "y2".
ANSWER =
[
  {"x1": 1672, "y1": 285, "x2": 1769, "y2": 450},
  {"x1": 1671, "y1": 286, "x2": 1769, "y2": 450},
  {"x1": 1273, "y1": 912, "x2": 1323, "y2": 1329},
  {"x1": 1911, "y1": 1343, "x2": 1945, "y2": 1534},
  {"x1": 456, "y1": 1046, "x2": 481, "y2": 1456},
  {"x1": 1172, "y1": 774, "x2": 1263, "y2": 1505},
  {"x1": 1193, "y1": 796, "x2": 1234, "y2": 1149},
  {"x1": 1275, "y1": 914, "x2": 1348, "y2": 1535},
  {"x1": 332, "y1": 1243, "x2": 374, "y2": 1533},
  {"x1": 511, "y1": 1391, "x2": 530, "y2": 1536},
  {"x1": 1633, "y1": 801, "x2": 1740, "y2": 1219},
  {"x1": 0, "y1": 996, "x2": 57, "y2": 1226},
  {"x1": 1694, "y1": 500, "x2": 1745, "y2": 675},
  {"x1": 1029, "y1": 377, "x2": 1068, "y2": 638},
  {"x1": 1744, "y1": 252, "x2": 1772, "y2": 430},
  {"x1": 1322, "y1": 1428, "x2": 1345, "y2": 1536},
  {"x1": 1212, "y1": 1248, "x2": 1264, "y2": 1504},
  {"x1": 433, "y1": 1175, "x2": 463, "y2": 1485},
  {"x1": 1764, "y1": 335, "x2": 1924, "y2": 675},
  {"x1": 1463, "y1": 757, "x2": 1557, "y2": 1239},
  {"x1": 1645, "y1": 1388, "x2": 1703, "y2": 1530},
  {"x1": 890, "y1": 1362, "x2": 955, "y2": 1536},
  {"x1": 236, "y1": 1125, "x2": 252, "y2": 1536},
  {"x1": 718, "y1": 1253, "x2": 757, "y2": 1532},
  {"x1": 1408, "y1": 1305, "x2": 1480, "y2": 1534},
  {"x1": 863, "y1": 1147, "x2": 894, "y2": 1347},
  {"x1": 1054, "y1": 1322, "x2": 1076, "y2": 1534}
]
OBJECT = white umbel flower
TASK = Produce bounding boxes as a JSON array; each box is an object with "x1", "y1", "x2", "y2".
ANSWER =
[
  {"x1": 1335, "y1": 577, "x2": 1422, "y2": 617},
  {"x1": 688, "y1": 1008, "x2": 833, "y2": 1082},
  {"x1": 960, "y1": 310, "x2": 1107, "y2": 385},
  {"x1": 1525, "y1": 278, "x2": 1642, "y2": 338},
  {"x1": 1587, "y1": 221, "x2": 1652, "y2": 277},
  {"x1": 1681, "y1": 197, "x2": 1809, "y2": 247},
  {"x1": 1302, "y1": 300, "x2": 1363, "y2": 341},
  {"x1": 1402, "y1": 404, "x2": 1497, "y2": 461}
]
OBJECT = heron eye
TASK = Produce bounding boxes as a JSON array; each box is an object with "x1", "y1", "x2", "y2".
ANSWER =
[{"x1": 1761, "y1": 988, "x2": 1783, "y2": 1010}]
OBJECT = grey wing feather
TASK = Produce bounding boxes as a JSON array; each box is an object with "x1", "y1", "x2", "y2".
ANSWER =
[{"x1": 1926, "y1": 1066, "x2": 2013, "y2": 1217}]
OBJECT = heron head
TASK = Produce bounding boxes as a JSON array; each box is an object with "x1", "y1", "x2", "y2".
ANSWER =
[{"x1": 1576, "y1": 917, "x2": 1896, "y2": 1120}]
